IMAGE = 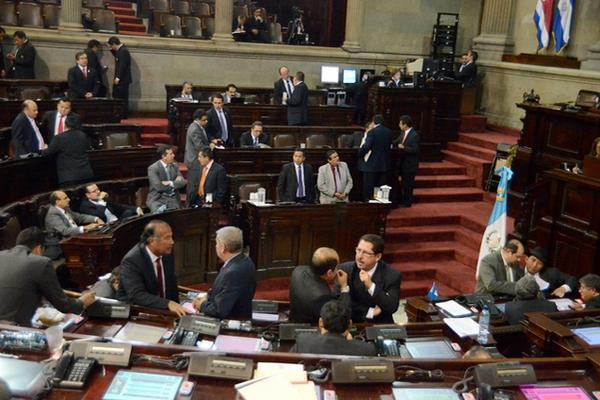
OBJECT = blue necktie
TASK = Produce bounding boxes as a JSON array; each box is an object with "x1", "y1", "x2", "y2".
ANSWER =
[
  {"x1": 218, "y1": 110, "x2": 228, "y2": 143},
  {"x1": 296, "y1": 165, "x2": 304, "y2": 198}
]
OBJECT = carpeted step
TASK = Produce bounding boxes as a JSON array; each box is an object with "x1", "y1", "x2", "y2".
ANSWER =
[
  {"x1": 460, "y1": 115, "x2": 487, "y2": 133},
  {"x1": 413, "y1": 187, "x2": 485, "y2": 203},
  {"x1": 487, "y1": 124, "x2": 521, "y2": 138},
  {"x1": 140, "y1": 133, "x2": 171, "y2": 145},
  {"x1": 418, "y1": 161, "x2": 467, "y2": 176},
  {"x1": 385, "y1": 240, "x2": 458, "y2": 263},
  {"x1": 390, "y1": 262, "x2": 437, "y2": 280},
  {"x1": 441, "y1": 149, "x2": 491, "y2": 188},
  {"x1": 447, "y1": 142, "x2": 496, "y2": 162},
  {"x1": 105, "y1": 0, "x2": 135, "y2": 8},
  {"x1": 115, "y1": 15, "x2": 143, "y2": 24},
  {"x1": 108, "y1": 6, "x2": 135, "y2": 15},
  {"x1": 118, "y1": 22, "x2": 147, "y2": 32},
  {"x1": 386, "y1": 225, "x2": 457, "y2": 243},
  {"x1": 119, "y1": 31, "x2": 152, "y2": 36},
  {"x1": 121, "y1": 118, "x2": 168, "y2": 134},
  {"x1": 454, "y1": 225, "x2": 483, "y2": 252},
  {"x1": 459, "y1": 132, "x2": 518, "y2": 151},
  {"x1": 434, "y1": 260, "x2": 478, "y2": 294},
  {"x1": 415, "y1": 174, "x2": 475, "y2": 188}
]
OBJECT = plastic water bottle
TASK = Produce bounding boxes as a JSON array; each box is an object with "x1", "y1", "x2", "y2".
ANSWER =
[
  {"x1": 0, "y1": 330, "x2": 48, "y2": 352},
  {"x1": 478, "y1": 305, "x2": 490, "y2": 345}
]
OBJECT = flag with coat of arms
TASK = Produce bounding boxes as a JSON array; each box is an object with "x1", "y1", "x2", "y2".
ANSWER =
[
  {"x1": 533, "y1": 0, "x2": 554, "y2": 50},
  {"x1": 553, "y1": 0, "x2": 575, "y2": 53}
]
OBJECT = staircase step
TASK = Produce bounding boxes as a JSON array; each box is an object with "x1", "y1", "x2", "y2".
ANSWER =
[
  {"x1": 487, "y1": 124, "x2": 521, "y2": 138},
  {"x1": 459, "y1": 132, "x2": 518, "y2": 151},
  {"x1": 418, "y1": 161, "x2": 466, "y2": 176},
  {"x1": 108, "y1": 6, "x2": 135, "y2": 15},
  {"x1": 441, "y1": 150, "x2": 491, "y2": 188},
  {"x1": 460, "y1": 114, "x2": 487, "y2": 133},
  {"x1": 116, "y1": 15, "x2": 143, "y2": 24},
  {"x1": 434, "y1": 261, "x2": 477, "y2": 293},
  {"x1": 385, "y1": 240, "x2": 458, "y2": 263},
  {"x1": 413, "y1": 187, "x2": 485, "y2": 203},
  {"x1": 447, "y1": 142, "x2": 496, "y2": 162},
  {"x1": 454, "y1": 226, "x2": 483, "y2": 252},
  {"x1": 386, "y1": 225, "x2": 457, "y2": 243},
  {"x1": 390, "y1": 262, "x2": 437, "y2": 280},
  {"x1": 118, "y1": 22, "x2": 147, "y2": 32},
  {"x1": 105, "y1": 0, "x2": 135, "y2": 8},
  {"x1": 140, "y1": 133, "x2": 171, "y2": 145},
  {"x1": 415, "y1": 174, "x2": 475, "y2": 188},
  {"x1": 118, "y1": 31, "x2": 152, "y2": 36}
]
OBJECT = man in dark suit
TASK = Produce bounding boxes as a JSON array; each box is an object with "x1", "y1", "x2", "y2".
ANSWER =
[
  {"x1": 85, "y1": 39, "x2": 107, "y2": 97},
  {"x1": 572, "y1": 274, "x2": 600, "y2": 310},
  {"x1": 289, "y1": 247, "x2": 350, "y2": 323},
  {"x1": 40, "y1": 98, "x2": 79, "y2": 144},
  {"x1": 524, "y1": 246, "x2": 578, "y2": 298},
  {"x1": 7, "y1": 31, "x2": 35, "y2": 79},
  {"x1": 67, "y1": 51, "x2": 99, "y2": 99},
  {"x1": 239, "y1": 121, "x2": 269, "y2": 148},
  {"x1": 455, "y1": 50, "x2": 478, "y2": 87},
  {"x1": 287, "y1": 71, "x2": 309, "y2": 125},
  {"x1": 43, "y1": 114, "x2": 94, "y2": 187},
  {"x1": 338, "y1": 234, "x2": 401, "y2": 323},
  {"x1": 386, "y1": 70, "x2": 402, "y2": 88},
  {"x1": 393, "y1": 115, "x2": 420, "y2": 207},
  {"x1": 187, "y1": 147, "x2": 228, "y2": 207},
  {"x1": 107, "y1": 36, "x2": 132, "y2": 118},
  {"x1": 205, "y1": 94, "x2": 234, "y2": 147},
  {"x1": 79, "y1": 183, "x2": 141, "y2": 223},
  {"x1": 193, "y1": 226, "x2": 256, "y2": 319},
  {"x1": 277, "y1": 148, "x2": 315, "y2": 203},
  {"x1": 10, "y1": 100, "x2": 47, "y2": 157},
  {"x1": 358, "y1": 115, "x2": 392, "y2": 201},
  {"x1": 0, "y1": 27, "x2": 6, "y2": 78},
  {"x1": 247, "y1": 8, "x2": 269, "y2": 43},
  {"x1": 184, "y1": 109, "x2": 210, "y2": 201},
  {"x1": 292, "y1": 300, "x2": 377, "y2": 356},
  {"x1": 475, "y1": 239, "x2": 525, "y2": 296},
  {"x1": 273, "y1": 65, "x2": 294, "y2": 105},
  {"x1": 504, "y1": 275, "x2": 557, "y2": 325},
  {"x1": 118, "y1": 220, "x2": 187, "y2": 316},
  {"x1": 0, "y1": 227, "x2": 96, "y2": 326}
]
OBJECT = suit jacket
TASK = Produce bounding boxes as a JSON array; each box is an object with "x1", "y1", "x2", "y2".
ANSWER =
[
  {"x1": 43, "y1": 128, "x2": 94, "y2": 185},
  {"x1": 357, "y1": 124, "x2": 392, "y2": 173},
  {"x1": 455, "y1": 62, "x2": 477, "y2": 86},
  {"x1": 187, "y1": 161, "x2": 228, "y2": 206},
  {"x1": 289, "y1": 265, "x2": 351, "y2": 323},
  {"x1": 277, "y1": 162, "x2": 315, "y2": 203},
  {"x1": 317, "y1": 161, "x2": 353, "y2": 204},
  {"x1": 239, "y1": 131, "x2": 269, "y2": 148},
  {"x1": 45, "y1": 205, "x2": 97, "y2": 238},
  {"x1": 273, "y1": 78, "x2": 294, "y2": 105},
  {"x1": 205, "y1": 107, "x2": 234, "y2": 146},
  {"x1": 67, "y1": 65, "x2": 99, "y2": 99},
  {"x1": 184, "y1": 121, "x2": 210, "y2": 168},
  {"x1": 387, "y1": 79, "x2": 402, "y2": 88},
  {"x1": 292, "y1": 333, "x2": 377, "y2": 357},
  {"x1": 0, "y1": 245, "x2": 84, "y2": 326},
  {"x1": 338, "y1": 261, "x2": 401, "y2": 323},
  {"x1": 393, "y1": 128, "x2": 420, "y2": 174},
  {"x1": 200, "y1": 253, "x2": 257, "y2": 319},
  {"x1": 347, "y1": 131, "x2": 364, "y2": 148},
  {"x1": 11, "y1": 112, "x2": 42, "y2": 156},
  {"x1": 475, "y1": 251, "x2": 523, "y2": 296},
  {"x1": 504, "y1": 299, "x2": 557, "y2": 325},
  {"x1": 0, "y1": 44, "x2": 5, "y2": 75},
  {"x1": 146, "y1": 160, "x2": 186, "y2": 212},
  {"x1": 585, "y1": 296, "x2": 600, "y2": 309},
  {"x1": 84, "y1": 48, "x2": 102, "y2": 79},
  {"x1": 40, "y1": 111, "x2": 81, "y2": 144},
  {"x1": 117, "y1": 244, "x2": 179, "y2": 309},
  {"x1": 287, "y1": 81, "x2": 309, "y2": 125},
  {"x1": 79, "y1": 198, "x2": 136, "y2": 223},
  {"x1": 113, "y1": 45, "x2": 132, "y2": 85},
  {"x1": 11, "y1": 40, "x2": 36, "y2": 79},
  {"x1": 533, "y1": 267, "x2": 578, "y2": 294}
]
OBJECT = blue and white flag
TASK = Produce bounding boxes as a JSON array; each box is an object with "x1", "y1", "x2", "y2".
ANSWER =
[
  {"x1": 426, "y1": 282, "x2": 439, "y2": 301},
  {"x1": 533, "y1": 0, "x2": 553, "y2": 50},
  {"x1": 553, "y1": 0, "x2": 575, "y2": 53},
  {"x1": 475, "y1": 167, "x2": 514, "y2": 278}
]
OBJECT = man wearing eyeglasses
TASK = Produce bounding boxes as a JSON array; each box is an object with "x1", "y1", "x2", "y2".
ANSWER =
[
  {"x1": 338, "y1": 234, "x2": 401, "y2": 323},
  {"x1": 571, "y1": 274, "x2": 600, "y2": 310}
]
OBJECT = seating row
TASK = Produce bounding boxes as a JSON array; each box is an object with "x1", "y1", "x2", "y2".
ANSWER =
[{"x1": 0, "y1": 1, "x2": 60, "y2": 29}]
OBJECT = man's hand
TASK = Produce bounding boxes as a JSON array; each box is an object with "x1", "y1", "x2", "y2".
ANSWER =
[
  {"x1": 168, "y1": 301, "x2": 187, "y2": 317},
  {"x1": 570, "y1": 301, "x2": 584, "y2": 310},
  {"x1": 42, "y1": 144, "x2": 48, "y2": 149},
  {"x1": 79, "y1": 291, "x2": 97, "y2": 307},
  {"x1": 7, "y1": 53, "x2": 15, "y2": 61},
  {"x1": 175, "y1": 175, "x2": 184, "y2": 182},
  {"x1": 397, "y1": 143, "x2": 405, "y2": 149},
  {"x1": 113, "y1": 77, "x2": 120, "y2": 85},
  {"x1": 136, "y1": 207, "x2": 144, "y2": 216},
  {"x1": 552, "y1": 286, "x2": 567, "y2": 298},
  {"x1": 251, "y1": 28, "x2": 258, "y2": 35},
  {"x1": 83, "y1": 223, "x2": 99, "y2": 232},
  {"x1": 344, "y1": 331, "x2": 353, "y2": 341},
  {"x1": 336, "y1": 269, "x2": 348, "y2": 289},
  {"x1": 84, "y1": 92, "x2": 93, "y2": 99},
  {"x1": 100, "y1": 191, "x2": 109, "y2": 200},
  {"x1": 161, "y1": 180, "x2": 172, "y2": 187},
  {"x1": 359, "y1": 270, "x2": 373, "y2": 290},
  {"x1": 0, "y1": 70, "x2": 5, "y2": 78},
  {"x1": 96, "y1": 219, "x2": 105, "y2": 226},
  {"x1": 192, "y1": 295, "x2": 207, "y2": 311},
  {"x1": 373, "y1": 305, "x2": 382, "y2": 317}
]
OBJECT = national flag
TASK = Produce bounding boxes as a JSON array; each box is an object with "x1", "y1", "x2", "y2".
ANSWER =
[
  {"x1": 475, "y1": 167, "x2": 514, "y2": 278},
  {"x1": 553, "y1": 0, "x2": 575, "y2": 53},
  {"x1": 426, "y1": 282, "x2": 439, "y2": 301},
  {"x1": 533, "y1": 0, "x2": 554, "y2": 50}
]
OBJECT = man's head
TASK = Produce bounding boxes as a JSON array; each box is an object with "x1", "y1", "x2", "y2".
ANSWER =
[
  {"x1": 250, "y1": 121, "x2": 263, "y2": 138},
  {"x1": 391, "y1": 70, "x2": 401, "y2": 81},
  {"x1": 293, "y1": 71, "x2": 304, "y2": 85},
  {"x1": 192, "y1": 109, "x2": 208, "y2": 127},
  {"x1": 515, "y1": 275, "x2": 540, "y2": 300},
  {"x1": 158, "y1": 145, "x2": 175, "y2": 164},
  {"x1": 372, "y1": 114, "x2": 384, "y2": 126},
  {"x1": 462, "y1": 345, "x2": 492, "y2": 360},
  {"x1": 292, "y1": 149, "x2": 305, "y2": 166},
  {"x1": 525, "y1": 246, "x2": 548, "y2": 274},
  {"x1": 56, "y1": 98, "x2": 72, "y2": 117},
  {"x1": 197, "y1": 147, "x2": 214, "y2": 167},
  {"x1": 226, "y1": 84, "x2": 238, "y2": 98},
  {"x1": 107, "y1": 36, "x2": 121, "y2": 51},
  {"x1": 318, "y1": 300, "x2": 352, "y2": 335},
  {"x1": 310, "y1": 247, "x2": 340, "y2": 284},
  {"x1": 64, "y1": 113, "x2": 80, "y2": 131},
  {"x1": 278, "y1": 66, "x2": 289, "y2": 80},
  {"x1": 140, "y1": 220, "x2": 174, "y2": 256},
  {"x1": 354, "y1": 234, "x2": 383, "y2": 271},
  {"x1": 501, "y1": 239, "x2": 524, "y2": 265},
  {"x1": 13, "y1": 31, "x2": 27, "y2": 46},
  {"x1": 579, "y1": 274, "x2": 600, "y2": 303},
  {"x1": 212, "y1": 94, "x2": 224, "y2": 111},
  {"x1": 16, "y1": 227, "x2": 46, "y2": 256},
  {"x1": 75, "y1": 51, "x2": 88, "y2": 67},
  {"x1": 215, "y1": 226, "x2": 243, "y2": 261},
  {"x1": 22, "y1": 100, "x2": 38, "y2": 119},
  {"x1": 50, "y1": 190, "x2": 70, "y2": 209},
  {"x1": 84, "y1": 183, "x2": 102, "y2": 201},
  {"x1": 398, "y1": 115, "x2": 412, "y2": 131},
  {"x1": 253, "y1": 8, "x2": 263, "y2": 20},
  {"x1": 467, "y1": 50, "x2": 478, "y2": 63},
  {"x1": 326, "y1": 150, "x2": 340, "y2": 167},
  {"x1": 87, "y1": 39, "x2": 101, "y2": 53},
  {"x1": 182, "y1": 81, "x2": 193, "y2": 96}
]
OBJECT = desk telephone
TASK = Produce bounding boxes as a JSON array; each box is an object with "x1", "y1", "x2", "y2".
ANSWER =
[
  {"x1": 52, "y1": 351, "x2": 96, "y2": 389},
  {"x1": 375, "y1": 339, "x2": 408, "y2": 357},
  {"x1": 473, "y1": 363, "x2": 537, "y2": 388},
  {"x1": 86, "y1": 300, "x2": 131, "y2": 319},
  {"x1": 169, "y1": 315, "x2": 221, "y2": 346}
]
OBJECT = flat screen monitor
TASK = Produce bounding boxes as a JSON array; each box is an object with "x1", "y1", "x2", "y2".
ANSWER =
[
  {"x1": 321, "y1": 65, "x2": 340, "y2": 84},
  {"x1": 103, "y1": 370, "x2": 183, "y2": 400},
  {"x1": 405, "y1": 339, "x2": 458, "y2": 359},
  {"x1": 342, "y1": 69, "x2": 357, "y2": 84},
  {"x1": 572, "y1": 326, "x2": 600, "y2": 346}
]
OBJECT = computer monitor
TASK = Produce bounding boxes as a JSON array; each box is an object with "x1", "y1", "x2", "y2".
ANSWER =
[
  {"x1": 342, "y1": 69, "x2": 357, "y2": 84},
  {"x1": 320, "y1": 65, "x2": 340, "y2": 84},
  {"x1": 404, "y1": 339, "x2": 458, "y2": 359}
]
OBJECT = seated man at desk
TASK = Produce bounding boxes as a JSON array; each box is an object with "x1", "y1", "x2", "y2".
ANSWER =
[
  {"x1": 79, "y1": 183, "x2": 142, "y2": 223},
  {"x1": 289, "y1": 247, "x2": 350, "y2": 323},
  {"x1": 239, "y1": 121, "x2": 269, "y2": 148},
  {"x1": 277, "y1": 148, "x2": 315, "y2": 203},
  {"x1": 338, "y1": 234, "x2": 401, "y2": 323},
  {"x1": 222, "y1": 83, "x2": 241, "y2": 104},
  {"x1": 504, "y1": 275, "x2": 557, "y2": 325},
  {"x1": 146, "y1": 145, "x2": 187, "y2": 213},
  {"x1": 524, "y1": 246, "x2": 577, "y2": 298},
  {"x1": 179, "y1": 81, "x2": 195, "y2": 100},
  {"x1": 0, "y1": 227, "x2": 96, "y2": 326},
  {"x1": 45, "y1": 190, "x2": 103, "y2": 238},
  {"x1": 572, "y1": 274, "x2": 600, "y2": 310},
  {"x1": 118, "y1": 220, "x2": 186, "y2": 316},
  {"x1": 192, "y1": 226, "x2": 256, "y2": 319},
  {"x1": 317, "y1": 150, "x2": 353, "y2": 204},
  {"x1": 475, "y1": 239, "x2": 524, "y2": 297},
  {"x1": 291, "y1": 300, "x2": 376, "y2": 356},
  {"x1": 187, "y1": 148, "x2": 228, "y2": 207}
]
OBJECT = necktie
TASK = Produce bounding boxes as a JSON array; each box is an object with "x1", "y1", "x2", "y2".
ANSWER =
[
  {"x1": 331, "y1": 165, "x2": 338, "y2": 193},
  {"x1": 155, "y1": 258, "x2": 165, "y2": 298},
  {"x1": 82, "y1": 67, "x2": 87, "y2": 79},
  {"x1": 218, "y1": 111, "x2": 228, "y2": 143},
  {"x1": 198, "y1": 167, "x2": 208, "y2": 198},
  {"x1": 254, "y1": 137, "x2": 259, "y2": 147},
  {"x1": 360, "y1": 133, "x2": 371, "y2": 162},
  {"x1": 57, "y1": 115, "x2": 64, "y2": 134},
  {"x1": 164, "y1": 164, "x2": 171, "y2": 181},
  {"x1": 401, "y1": 130, "x2": 409, "y2": 145},
  {"x1": 65, "y1": 211, "x2": 77, "y2": 227},
  {"x1": 296, "y1": 165, "x2": 304, "y2": 198},
  {"x1": 506, "y1": 265, "x2": 514, "y2": 283}
]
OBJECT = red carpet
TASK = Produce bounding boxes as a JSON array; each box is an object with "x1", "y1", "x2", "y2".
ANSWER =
[
  {"x1": 104, "y1": 0, "x2": 149, "y2": 36},
  {"x1": 121, "y1": 118, "x2": 171, "y2": 146}
]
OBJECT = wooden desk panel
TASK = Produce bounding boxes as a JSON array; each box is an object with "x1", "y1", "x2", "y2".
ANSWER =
[{"x1": 0, "y1": 79, "x2": 68, "y2": 99}]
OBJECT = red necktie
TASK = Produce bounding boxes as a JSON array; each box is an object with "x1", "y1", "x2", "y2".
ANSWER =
[
  {"x1": 57, "y1": 115, "x2": 64, "y2": 134},
  {"x1": 155, "y1": 258, "x2": 165, "y2": 298},
  {"x1": 82, "y1": 67, "x2": 87, "y2": 79},
  {"x1": 331, "y1": 165, "x2": 338, "y2": 192}
]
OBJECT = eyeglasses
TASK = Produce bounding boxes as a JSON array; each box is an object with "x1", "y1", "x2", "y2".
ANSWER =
[{"x1": 355, "y1": 247, "x2": 376, "y2": 257}]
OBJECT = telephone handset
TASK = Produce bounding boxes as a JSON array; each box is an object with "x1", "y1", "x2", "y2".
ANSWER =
[{"x1": 52, "y1": 351, "x2": 97, "y2": 389}]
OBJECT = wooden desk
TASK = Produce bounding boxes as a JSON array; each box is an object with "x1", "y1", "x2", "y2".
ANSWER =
[
  {"x1": 242, "y1": 202, "x2": 389, "y2": 279},
  {"x1": 82, "y1": 124, "x2": 143, "y2": 150},
  {"x1": 0, "y1": 79, "x2": 68, "y2": 100}
]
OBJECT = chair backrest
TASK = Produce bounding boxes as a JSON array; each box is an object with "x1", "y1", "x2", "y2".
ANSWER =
[
  {"x1": 232, "y1": 4, "x2": 247, "y2": 18},
  {"x1": 0, "y1": 3, "x2": 17, "y2": 25},
  {"x1": 273, "y1": 22, "x2": 282, "y2": 43},
  {"x1": 306, "y1": 134, "x2": 331, "y2": 149},
  {"x1": 161, "y1": 14, "x2": 182, "y2": 36},
  {"x1": 0, "y1": 216, "x2": 22, "y2": 250},
  {"x1": 171, "y1": 0, "x2": 190, "y2": 15},
  {"x1": 84, "y1": 0, "x2": 105, "y2": 9},
  {"x1": 273, "y1": 134, "x2": 296, "y2": 148},
  {"x1": 105, "y1": 133, "x2": 132, "y2": 149},
  {"x1": 238, "y1": 183, "x2": 261, "y2": 202},
  {"x1": 92, "y1": 8, "x2": 117, "y2": 32},
  {"x1": 135, "y1": 187, "x2": 149, "y2": 208},
  {"x1": 202, "y1": 16, "x2": 214, "y2": 38},
  {"x1": 192, "y1": 1, "x2": 210, "y2": 17},
  {"x1": 37, "y1": 204, "x2": 50, "y2": 229},
  {"x1": 17, "y1": 2, "x2": 44, "y2": 28},
  {"x1": 18, "y1": 87, "x2": 51, "y2": 100},
  {"x1": 182, "y1": 16, "x2": 203, "y2": 38},
  {"x1": 150, "y1": 0, "x2": 170, "y2": 12},
  {"x1": 337, "y1": 134, "x2": 351, "y2": 149},
  {"x1": 138, "y1": 0, "x2": 151, "y2": 17},
  {"x1": 42, "y1": 4, "x2": 60, "y2": 28}
]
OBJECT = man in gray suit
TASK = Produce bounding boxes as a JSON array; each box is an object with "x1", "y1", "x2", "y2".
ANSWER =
[
  {"x1": 146, "y1": 145, "x2": 187, "y2": 213},
  {"x1": 0, "y1": 227, "x2": 96, "y2": 326},
  {"x1": 317, "y1": 150, "x2": 353, "y2": 204},
  {"x1": 475, "y1": 239, "x2": 525, "y2": 296},
  {"x1": 184, "y1": 110, "x2": 211, "y2": 203},
  {"x1": 45, "y1": 190, "x2": 103, "y2": 238}
]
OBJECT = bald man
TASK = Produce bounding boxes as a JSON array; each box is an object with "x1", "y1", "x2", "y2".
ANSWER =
[
  {"x1": 44, "y1": 191, "x2": 102, "y2": 238},
  {"x1": 10, "y1": 100, "x2": 47, "y2": 157},
  {"x1": 289, "y1": 247, "x2": 350, "y2": 323}
]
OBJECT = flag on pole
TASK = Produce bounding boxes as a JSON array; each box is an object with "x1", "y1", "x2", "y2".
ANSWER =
[
  {"x1": 553, "y1": 0, "x2": 575, "y2": 53},
  {"x1": 475, "y1": 167, "x2": 514, "y2": 278},
  {"x1": 533, "y1": 0, "x2": 554, "y2": 50},
  {"x1": 426, "y1": 282, "x2": 439, "y2": 301}
]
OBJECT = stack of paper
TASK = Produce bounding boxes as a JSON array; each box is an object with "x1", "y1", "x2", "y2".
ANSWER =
[
  {"x1": 443, "y1": 317, "x2": 480, "y2": 338},
  {"x1": 549, "y1": 298, "x2": 575, "y2": 311},
  {"x1": 436, "y1": 300, "x2": 473, "y2": 317},
  {"x1": 254, "y1": 362, "x2": 307, "y2": 383},
  {"x1": 235, "y1": 374, "x2": 317, "y2": 400}
]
